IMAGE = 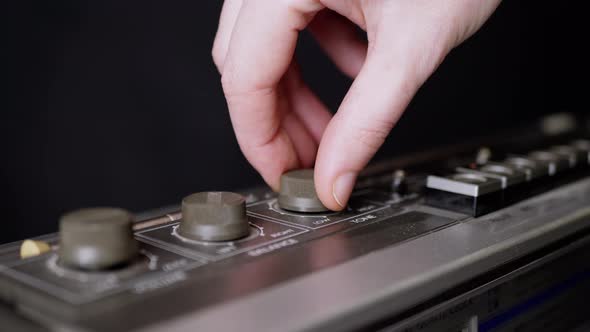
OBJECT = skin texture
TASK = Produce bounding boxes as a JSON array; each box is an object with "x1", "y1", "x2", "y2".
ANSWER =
[{"x1": 212, "y1": 0, "x2": 502, "y2": 211}]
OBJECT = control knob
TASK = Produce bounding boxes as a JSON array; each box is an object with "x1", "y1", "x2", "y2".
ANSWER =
[
  {"x1": 278, "y1": 169, "x2": 329, "y2": 213},
  {"x1": 178, "y1": 192, "x2": 250, "y2": 242},
  {"x1": 58, "y1": 208, "x2": 139, "y2": 270}
]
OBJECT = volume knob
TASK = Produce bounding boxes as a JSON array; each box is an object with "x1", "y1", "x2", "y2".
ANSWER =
[
  {"x1": 178, "y1": 192, "x2": 250, "y2": 242},
  {"x1": 58, "y1": 208, "x2": 139, "y2": 270},
  {"x1": 278, "y1": 169, "x2": 329, "y2": 213}
]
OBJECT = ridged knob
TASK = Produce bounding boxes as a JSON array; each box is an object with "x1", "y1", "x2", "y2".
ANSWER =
[
  {"x1": 179, "y1": 192, "x2": 250, "y2": 242},
  {"x1": 278, "y1": 169, "x2": 329, "y2": 212},
  {"x1": 58, "y1": 208, "x2": 138, "y2": 270}
]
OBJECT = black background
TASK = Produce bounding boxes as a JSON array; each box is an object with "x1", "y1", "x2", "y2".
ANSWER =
[{"x1": 2, "y1": 1, "x2": 586, "y2": 243}]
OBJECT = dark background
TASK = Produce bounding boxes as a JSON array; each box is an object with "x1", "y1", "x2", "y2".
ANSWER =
[{"x1": 2, "y1": 1, "x2": 586, "y2": 243}]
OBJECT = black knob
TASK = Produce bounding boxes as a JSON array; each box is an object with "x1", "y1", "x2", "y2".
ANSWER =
[
  {"x1": 58, "y1": 208, "x2": 139, "y2": 270},
  {"x1": 179, "y1": 192, "x2": 250, "y2": 242},
  {"x1": 278, "y1": 169, "x2": 329, "y2": 212}
]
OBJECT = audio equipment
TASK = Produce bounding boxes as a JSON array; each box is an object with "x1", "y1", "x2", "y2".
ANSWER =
[{"x1": 2, "y1": 113, "x2": 589, "y2": 331}]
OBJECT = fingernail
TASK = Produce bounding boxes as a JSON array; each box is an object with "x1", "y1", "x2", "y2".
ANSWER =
[{"x1": 332, "y1": 172, "x2": 357, "y2": 208}]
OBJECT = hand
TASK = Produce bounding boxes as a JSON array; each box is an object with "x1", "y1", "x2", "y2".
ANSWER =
[{"x1": 212, "y1": 0, "x2": 501, "y2": 210}]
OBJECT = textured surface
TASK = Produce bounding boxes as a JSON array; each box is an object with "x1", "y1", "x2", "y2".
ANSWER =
[
  {"x1": 58, "y1": 208, "x2": 138, "y2": 270},
  {"x1": 278, "y1": 169, "x2": 329, "y2": 213},
  {"x1": 179, "y1": 192, "x2": 249, "y2": 242}
]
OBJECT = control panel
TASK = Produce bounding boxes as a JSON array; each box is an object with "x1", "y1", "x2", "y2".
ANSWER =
[{"x1": 1, "y1": 116, "x2": 590, "y2": 332}]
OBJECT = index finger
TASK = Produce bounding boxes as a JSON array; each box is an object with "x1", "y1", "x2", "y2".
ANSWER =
[{"x1": 221, "y1": 0, "x2": 324, "y2": 189}]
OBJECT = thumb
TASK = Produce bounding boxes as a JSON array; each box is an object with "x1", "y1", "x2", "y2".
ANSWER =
[{"x1": 314, "y1": 39, "x2": 447, "y2": 210}]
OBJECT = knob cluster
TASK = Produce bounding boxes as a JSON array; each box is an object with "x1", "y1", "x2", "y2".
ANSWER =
[
  {"x1": 278, "y1": 169, "x2": 329, "y2": 213},
  {"x1": 58, "y1": 208, "x2": 139, "y2": 271},
  {"x1": 178, "y1": 192, "x2": 250, "y2": 242},
  {"x1": 56, "y1": 170, "x2": 333, "y2": 270}
]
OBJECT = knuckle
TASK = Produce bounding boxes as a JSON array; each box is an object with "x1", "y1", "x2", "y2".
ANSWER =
[
  {"x1": 278, "y1": 0, "x2": 324, "y2": 28},
  {"x1": 280, "y1": 0, "x2": 323, "y2": 12},
  {"x1": 220, "y1": 65, "x2": 276, "y2": 101},
  {"x1": 220, "y1": 70, "x2": 237, "y2": 92},
  {"x1": 352, "y1": 120, "x2": 392, "y2": 151},
  {"x1": 211, "y1": 43, "x2": 224, "y2": 70}
]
